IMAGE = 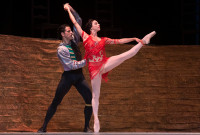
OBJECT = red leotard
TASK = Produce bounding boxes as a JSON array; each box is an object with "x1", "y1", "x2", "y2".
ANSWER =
[{"x1": 82, "y1": 31, "x2": 117, "y2": 81}]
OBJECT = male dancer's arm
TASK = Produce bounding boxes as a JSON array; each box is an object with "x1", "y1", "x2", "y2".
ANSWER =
[
  {"x1": 57, "y1": 46, "x2": 86, "y2": 70},
  {"x1": 68, "y1": 5, "x2": 82, "y2": 44}
]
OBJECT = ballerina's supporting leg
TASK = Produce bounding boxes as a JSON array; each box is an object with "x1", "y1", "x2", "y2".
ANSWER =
[{"x1": 91, "y1": 74, "x2": 102, "y2": 133}]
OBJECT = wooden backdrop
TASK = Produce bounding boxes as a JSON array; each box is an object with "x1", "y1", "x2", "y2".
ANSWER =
[{"x1": 0, "y1": 35, "x2": 200, "y2": 132}]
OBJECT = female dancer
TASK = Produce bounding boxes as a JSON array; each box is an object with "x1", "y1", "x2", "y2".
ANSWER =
[{"x1": 64, "y1": 3, "x2": 156, "y2": 132}]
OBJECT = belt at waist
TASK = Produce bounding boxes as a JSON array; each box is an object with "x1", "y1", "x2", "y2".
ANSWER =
[{"x1": 64, "y1": 68, "x2": 82, "y2": 74}]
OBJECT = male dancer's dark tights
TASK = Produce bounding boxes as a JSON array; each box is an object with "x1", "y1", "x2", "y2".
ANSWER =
[{"x1": 41, "y1": 70, "x2": 92, "y2": 130}]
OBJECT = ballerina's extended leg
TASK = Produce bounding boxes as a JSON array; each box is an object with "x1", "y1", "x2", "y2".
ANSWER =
[{"x1": 102, "y1": 31, "x2": 156, "y2": 74}]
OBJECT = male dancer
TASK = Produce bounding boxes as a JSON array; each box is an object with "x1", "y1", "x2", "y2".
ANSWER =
[{"x1": 38, "y1": 5, "x2": 92, "y2": 133}]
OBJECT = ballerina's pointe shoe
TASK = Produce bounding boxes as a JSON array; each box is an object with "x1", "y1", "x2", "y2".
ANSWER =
[
  {"x1": 142, "y1": 31, "x2": 156, "y2": 45},
  {"x1": 94, "y1": 119, "x2": 100, "y2": 133}
]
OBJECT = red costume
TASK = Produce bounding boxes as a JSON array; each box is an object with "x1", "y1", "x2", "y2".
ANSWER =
[{"x1": 82, "y1": 31, "x2": 119, "y2": 81}]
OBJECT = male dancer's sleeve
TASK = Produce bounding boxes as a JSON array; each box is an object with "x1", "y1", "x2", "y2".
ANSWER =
[
  {"x1": 57, "y1": 46, "x2": 86, "y2": 70},
  {"x1": 70, "y1": 7, "x2": 82, "y2": 44}
]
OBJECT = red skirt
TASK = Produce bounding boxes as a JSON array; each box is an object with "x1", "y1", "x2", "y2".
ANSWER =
[{"x1": 88, "y1": 58, "x2": 110, "y2": 82}]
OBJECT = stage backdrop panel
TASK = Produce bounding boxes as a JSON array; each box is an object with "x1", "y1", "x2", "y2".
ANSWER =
[{"x1": 0, "y1": 35, "x2": 200, "y2": 132}]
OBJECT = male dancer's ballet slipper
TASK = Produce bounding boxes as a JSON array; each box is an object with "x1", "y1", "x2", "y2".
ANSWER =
[
  {"x1": 37, "y1": 127, "x2": 46, "y2": 133},
  {"x1": 83, "y1": 127, "x2": 93, "y2": 132}
]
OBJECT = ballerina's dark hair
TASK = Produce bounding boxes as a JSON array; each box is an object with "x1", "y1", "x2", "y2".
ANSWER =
[{"x1": 84, "y1": 19, "x2": 95, "y2": 34}]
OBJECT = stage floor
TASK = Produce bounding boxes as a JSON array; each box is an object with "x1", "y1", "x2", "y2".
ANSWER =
[{"x1": 0, "y1": 132, "x2": 200, "y2": 135}]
